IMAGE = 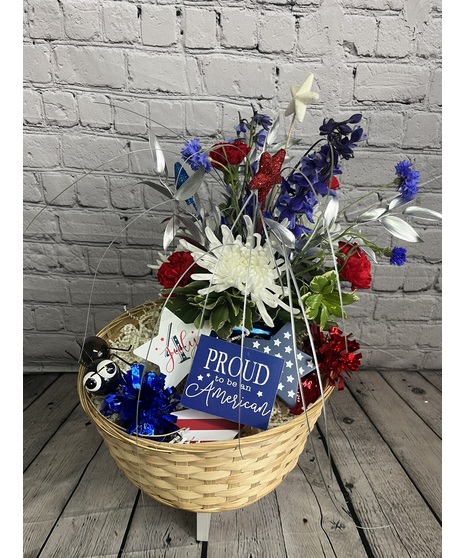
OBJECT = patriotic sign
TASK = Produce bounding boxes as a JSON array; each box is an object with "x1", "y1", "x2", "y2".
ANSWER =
[
  {"x1": 133, "y1": 307, "x2": 211, "y2": 387},
  {"x1": 241, "y1": 322, "x2": 315, "y2": 407},
  {"x1": 181, "y1": 335, "x2": 284, "y2": 430}
]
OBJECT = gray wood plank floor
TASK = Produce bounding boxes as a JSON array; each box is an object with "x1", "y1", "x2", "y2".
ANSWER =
[{"x1": 23, "y1": 371, "x2": 441, "y2": 558}]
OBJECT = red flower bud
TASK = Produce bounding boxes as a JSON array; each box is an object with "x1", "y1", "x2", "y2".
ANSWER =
[
  {"x1": 328, "y1": 176, "x2": 340, "y2": 190},
  {"x1": 209, "y1": 140, "x2": 251, "y2": 169}
]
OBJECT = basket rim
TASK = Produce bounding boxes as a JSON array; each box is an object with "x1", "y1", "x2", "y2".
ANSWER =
[{"x1": 77, "y1": 301, "x2": 334, "y2": 452}]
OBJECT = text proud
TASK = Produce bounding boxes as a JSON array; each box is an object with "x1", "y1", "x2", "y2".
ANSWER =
[{"x1": 181, "y1": 335, "x2": 284, "y2": 429}]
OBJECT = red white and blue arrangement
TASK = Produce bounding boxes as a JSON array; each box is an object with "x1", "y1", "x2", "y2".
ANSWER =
[{"x1": 82, "y1": 73, "x2": 441, "y2": 442}]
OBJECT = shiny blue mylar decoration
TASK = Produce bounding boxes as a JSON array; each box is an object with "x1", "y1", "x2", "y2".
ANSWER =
[
  {"x1": 101, "y1": 363, "x2": 181, "y2": 437},
  {"x1": 175, "y1": 162, "x2": 198, "y2": 212}
]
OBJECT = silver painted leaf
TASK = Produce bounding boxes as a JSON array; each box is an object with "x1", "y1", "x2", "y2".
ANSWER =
[
  {"x1": 177, "y1": 214, "x2": 204, "y2": 244},
  {"x1": 357, "y1": 205, "x2": 388, "y2": 222},
  {"x1": 176, "y1": 235, "x2": 205, "y2": 250},
  {"x1": 359, "y1": 245, "x2": 378, "y2": 263},
  {"x1": 163, "y1": 215, "x2": 180, "y2": 250},
  {"x1": 149, "y1": 130, "x2": 166, "y2": 175},
  {"x1": 192, "y1": 193, "x2": 202, "y2": 210},
  {"x1": 265, "y1": 116, "x2": 280, "y2": 147},
  {"x1": 264, "y1": 218, "x2": 296, "y2": 249},
  {"x1": 174, "y1": 167, "x2": 205, "y2": 201},
  {"x1": 323, "y1": 196, "x2": 339, "y2": 228},
  {"x1": 388, "y1": 195, "x2": 411, "y2": 211},
  {"x1": 273, "y1": 138, "x2": 301, "y2": 150},
  {"x1": 136, "y1": 180, "x2": 172, "y2": 199},
  {"x1": 380, "y1": 215, "x2": 423, "y2": 243},
  {"x1": 403, "y1": 206, "x2": 442, "y2": 221}
]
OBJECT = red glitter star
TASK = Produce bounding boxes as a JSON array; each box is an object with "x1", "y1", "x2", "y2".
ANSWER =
[{"x1": 249, "y1": 148, "x2": 286, "y2": 210}]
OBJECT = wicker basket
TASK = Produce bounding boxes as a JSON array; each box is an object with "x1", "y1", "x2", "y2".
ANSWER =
[{"x1": 77, "y1": 301, "x2": 334, "y2": 513}]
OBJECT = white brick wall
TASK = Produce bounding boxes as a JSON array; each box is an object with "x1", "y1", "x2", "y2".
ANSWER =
[{"x1": 23, "y1": 0, "x2": 442, "y2": 372}]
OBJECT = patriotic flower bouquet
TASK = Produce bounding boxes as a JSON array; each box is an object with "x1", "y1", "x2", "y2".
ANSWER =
[{"x1": 81, "y1": 73, "x2": 441, "y2": 443}]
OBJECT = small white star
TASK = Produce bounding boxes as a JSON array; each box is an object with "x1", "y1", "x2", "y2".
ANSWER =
[
  {"x1": 283, "y1": 331, "x2": 291, "y2": 339},
  {"x1": 253, "y1": 340, "x2": 260, "y2": 349},
  {"x1": 299, "y1": 367, "x2": 305, "y2": 375},
  {"x1": 257, "y1": 391, "x2": 263, "y2": 397},
  {"x1": 288, "y1": 390, "x2": 296, "y2": 398},
  {"x1": 284, "y1": 73, "x2": 319, "y2": 123},
  {"x1": 275, "y1": 352, "x2": 282, "y2": 359},
  {"x1": 297, "y1": 353, "x2": 303, "y2": 361},
  {"x1": 206, "y1": 373, "x2": 211, "y2": 377},
  {"x1": 278, "y1": 383, "x2": 284, "y2": 391},
  {"x1": 286, "y1": 360, "x2": 293, "y2": 369},
  {"x1": 284, "y1": 346, "x2": 292, "y2": 354},
  {"x1": 263, "y1": 346, "x2": 271, "y2": 354},
  {"x1": 274, "y1": 338, "x2": 282, "y2": 347},
  {"x1": 197, "y1": 375, "x2": 203, "y2": 381},
  {"x1": 287, "y1": 375, "x2": 294, "y2": 383}
]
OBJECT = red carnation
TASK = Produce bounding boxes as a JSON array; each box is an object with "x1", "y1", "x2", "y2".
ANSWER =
[
  {"x1": 337, "y1": 242, "x2": 372, "y2": 290},
  {"x1": 209, "y1": 140, "x2": 251, "y2": 169},
  {"x1": 157, "y1": 251, "x2": 197, "y2": 289}
]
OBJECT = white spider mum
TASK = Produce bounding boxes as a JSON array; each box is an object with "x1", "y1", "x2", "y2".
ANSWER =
[{"x1": 179, "y1": 215, "x2": 294, "y2": 327}]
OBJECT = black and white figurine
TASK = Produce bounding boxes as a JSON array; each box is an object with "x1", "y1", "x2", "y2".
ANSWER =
[
  {"x1": 80, "y1": 336, "x2": 111, "y2": 365},
  {"x1": 82, "y1": 358, "x2": 121, "y2": 395}
]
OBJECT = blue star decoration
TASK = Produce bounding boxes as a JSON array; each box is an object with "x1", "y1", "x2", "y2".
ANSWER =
[{"x1": 241, "y1": 322, "x2": 315, "y2": 408}]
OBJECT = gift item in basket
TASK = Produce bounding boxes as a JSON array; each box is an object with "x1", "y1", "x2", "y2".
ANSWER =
[
  {"x1": 173, "y1": 409, "x2": 240, "y2": 442},
  {"x1": 180, "y1": 334, "x2": 285, "y2": 430}
]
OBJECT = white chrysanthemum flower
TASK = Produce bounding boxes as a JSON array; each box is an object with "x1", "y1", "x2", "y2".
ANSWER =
[{"x1": 178, "y1": 215, "x2": 294, "y2": 327}]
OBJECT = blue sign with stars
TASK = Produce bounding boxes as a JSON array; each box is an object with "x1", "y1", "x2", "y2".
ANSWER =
[
  {"x1": 241, "y1": 322, "x2": 316, "y2": 408},
  {"x1": 180, "y1": 335, "x2": 284, "y2": 430}
]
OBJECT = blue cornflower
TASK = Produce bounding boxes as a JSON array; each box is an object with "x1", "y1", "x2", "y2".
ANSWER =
[
  {"x1": 181, "y1": 138, "x2": 212, "y2": 172},
  {"x1": 390, "y1": 247, "x2": 407, "y2": 266},
  {"x1": 395, "y1": 160, "x2": 420, "y2": 201}
]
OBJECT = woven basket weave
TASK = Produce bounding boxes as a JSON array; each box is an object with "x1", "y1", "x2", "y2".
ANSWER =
[{"x1": 77, "y1": 300, "x2": 334, "y2": 513}]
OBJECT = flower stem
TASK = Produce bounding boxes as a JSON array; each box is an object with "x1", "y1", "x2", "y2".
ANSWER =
[{"x1": 285, "y1": 114, "x2": 296, "y2": 149}]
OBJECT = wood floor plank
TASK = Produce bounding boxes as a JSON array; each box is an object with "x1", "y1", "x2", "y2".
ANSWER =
[
  {"x1": 418, "y1": 370, "x2": 442, "y2": 392},
  {"x1": 23, "y1": 373, "x2": 60, "y2": 410},
  {"x1": 379, "y1": 371, "x2": 441, "y2": 437},
  {"x1": 23, "y1": 404, "x2": 102, "y2": 558},
  {"x1": 119, "y1": 494, "x2": 203, "y2": 557},
  {"x1": 23, "y1": 374, "x2": 80, "y2": 470},
  {"x1": 320, "y1": 386, "x2": 441, "y2": 558},
  {"x1": 206, "y1": 492, "x2": 288, "y2": 558},
  {"x1": 348, "y1": 370, "x2": 441, "y2": 518},
  {"x1": 37, "y1": 443, "x2": 139, "y2": 558},
  {"x1": 121, "y1": 546, "x2": 202, "y2": 558},
  {"x1": 274, "y1": 435, "x2": 367, "y2": 558}
]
